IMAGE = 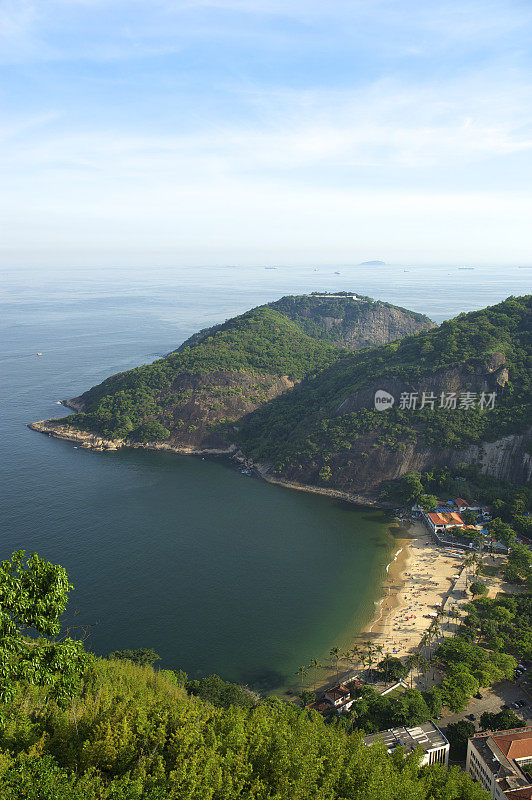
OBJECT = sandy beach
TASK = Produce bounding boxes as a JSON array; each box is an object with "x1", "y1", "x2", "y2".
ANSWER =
[{"x1": 357, "y1": 520, "x2": 465, "y2": 661}]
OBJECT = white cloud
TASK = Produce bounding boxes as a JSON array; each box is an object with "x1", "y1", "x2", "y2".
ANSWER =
[{"x1": 1, "y1": 0, "x2": 531, "y2": 265}]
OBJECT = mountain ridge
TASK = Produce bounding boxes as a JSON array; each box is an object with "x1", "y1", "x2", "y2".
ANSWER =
[{"x1": 29, "y1": 293, "x2": 531, "y2": 500}]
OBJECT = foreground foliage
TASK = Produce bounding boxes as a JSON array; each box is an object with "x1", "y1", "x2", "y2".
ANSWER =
[
  {"x1": 0, "y1": 551, "x2": 87, "y2": 706},
  {"x1": 0, "y1": 658, "x2": 488, "y2": 800}
]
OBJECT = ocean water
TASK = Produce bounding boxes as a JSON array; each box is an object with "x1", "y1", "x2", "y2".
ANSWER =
[{"x1": 0, "y1": 263, "x2": 529, "y2": 690}]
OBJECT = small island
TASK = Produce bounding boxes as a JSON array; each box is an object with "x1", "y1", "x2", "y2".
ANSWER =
[{"x1": 358, "y1": 260, "x2": 386, "y2": 265}]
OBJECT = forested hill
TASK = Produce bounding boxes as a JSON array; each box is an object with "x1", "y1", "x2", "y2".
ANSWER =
[
  {"x1": 35, "y1": 293, "x2": 431, "y2": 451},
  {"x1": 235, "y1": 295, "x2": 532, "y2": 494},
  {"x1": 178, "y1": 291, "x2": 434, "y2": 352},
  {"x1": 46, "y1": 305, "x2": 344, "y2": 447},
  {"x1": 32, "y1": 294, "x2": 531, "y2": 493}
]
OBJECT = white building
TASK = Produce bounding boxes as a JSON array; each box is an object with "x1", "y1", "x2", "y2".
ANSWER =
[
  {"x1": 324, "y1": 683, "x2": 356, "y2": 714},
  {"x1": 363, "y1": 722, "x2": 449, "y2": 766},
  {"x1": 422, "y1": 510, "x2": 465, "y2": 534},
  {"x1": 466, "y1": 728, "x2": 532, "y2": 800}
]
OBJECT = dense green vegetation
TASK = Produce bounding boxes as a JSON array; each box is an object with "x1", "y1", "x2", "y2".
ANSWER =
[
  {"x1": 235, "y1": 296, "x2": 531, "y2": 469},
  {"x1": 382, "y1": 466, "x2": 532, "y2": 539},
  {"x1": 0, "y1": 658, "x2": 488, "y2": 800},
  {"x1": 0, "y1": 551, "x2": 489, "y2": 800},
  {"x1": 0, "y1": 551, "x2": 87, "y2": 705},
  {"x1": 337, "y1": 686, "x2": 443, "y2": 733},
  {"x1": 460, "y1": 593, "x2": 532, "y2": 663},
  {"x1": 61, "y1": 307, "x2": 342, "y2": 440}
]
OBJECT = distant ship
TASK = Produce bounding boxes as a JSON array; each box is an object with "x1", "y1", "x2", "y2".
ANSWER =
[
  {"x1": 458, "y1": 267, "x2": 475, "y2": 270},
  {"x1": 264, "y1": 266, "x2": 277, "y2": 270},
  {"x1": 36, "y1": 352, "x2": 43, "y2": 356}
]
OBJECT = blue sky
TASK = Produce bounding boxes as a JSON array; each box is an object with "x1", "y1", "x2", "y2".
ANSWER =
[{"x1": 1, "y1": 0, "x2": 532, "y2": 266}]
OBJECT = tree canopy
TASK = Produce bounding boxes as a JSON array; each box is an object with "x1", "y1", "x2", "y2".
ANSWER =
[{"x1": 0, "y1": 551, "x2": 87, "y2": 705}]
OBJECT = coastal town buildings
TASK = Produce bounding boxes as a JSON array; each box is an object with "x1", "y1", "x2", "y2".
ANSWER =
[
  {"x1": 363, "y1": 722, "x2": 449, "y2": 766},
  {"x1": 466, "y1": 727, "x2": 532, "y2": 799}
]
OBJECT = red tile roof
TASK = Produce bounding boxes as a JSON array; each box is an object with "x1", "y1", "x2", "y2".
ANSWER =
[
  {"x1": 427, "y1": 512, "x2": 464, "y2": 527},
  {"x1": 493, "y1": 731, "x2": 532, "y2": 760},
  {"x1": 325, "y1": 684, "x2": 351, "y2": 701},
  {"x1": 504, "y1": 789, "x2": 532, "y2": 800},
  {"x1": 308, "y1": 700, "x2": 333, "y2": 714}
]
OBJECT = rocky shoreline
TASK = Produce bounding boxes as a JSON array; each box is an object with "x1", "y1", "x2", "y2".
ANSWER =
[{"x1": 28, "y1": 404, "x2": 383, "y2": 508}]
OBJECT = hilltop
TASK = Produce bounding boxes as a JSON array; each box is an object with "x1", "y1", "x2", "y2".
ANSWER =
[{"x1": 31, "y1": 293, "x2": 431, "y2": 453}]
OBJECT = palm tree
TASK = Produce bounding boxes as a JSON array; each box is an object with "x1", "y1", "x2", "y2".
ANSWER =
[
  {"x1": 418, "y1": 655, "x2": 430, "y2": 687},
  {"x1": 380, "y1": 652, "x2": 392, "y2": 687},
  {"x1": 308, "y1": 658, "x2": 321, "y2": 691},
  {"x1": 295, "y1": 665, "x2": 308, "y2": 691},
  {"x1": 407, "y1": 652, "x2": 421, "y2": 689},
  {"x1": 329, "y1": 647, "x2": 341, "y2": 682},
  {"x1": 348, "y1": 645, "x2": 361, "y2": 673},
  {"x1": 464, "y1": 554, "x2": 476, "y2": 587},
  {"x1": 363, "y1": 641, "x2": 375, "y2": 680}
]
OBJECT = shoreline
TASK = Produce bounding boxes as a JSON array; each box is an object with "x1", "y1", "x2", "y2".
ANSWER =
[
  {"x1": 29, "y1": 414, "x2": 464, "y2": 699},
  {"x1": 308, "y1": 520, "x2": 467, "y2": 697},
  {"x1": 356, "y1": 519, "x2": 463, "y2": 662},
  {"x1": 27, "y1": 415, "x2": 384, "y2": 509}
]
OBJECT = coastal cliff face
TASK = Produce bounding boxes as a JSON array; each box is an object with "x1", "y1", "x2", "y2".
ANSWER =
[
  {"x1": 30, "y1": 293, "x2": 531, "y2": 501},
  {"x1": 262, "y1": 430, "x2": 532, "y2": 501},
  {"x1": 266, "y1": 294, "x2": 434, "y2": 350},
  {"x1": 244, "y1": 355, "x2": 531, "y2": 498},
  {"x1": 174, "y1": 293, "x2": 434, "y2": 353},
  {"x1": 235, "y1": 296, "x2": 532, "y2": 496}
]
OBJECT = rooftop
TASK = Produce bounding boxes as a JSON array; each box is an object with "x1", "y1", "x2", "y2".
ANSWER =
[
  {"x1": 470, "y1": 728, "x2": 532, "y2": 795},
  {"x1": 325, "y1": 683, "x2": 351, "y2": 702},
  {"x1": 363, "y1": 722, "x2": 448, "y2": 755},
  {"x1": 427, "y1": 511, "x2": 464, "y2": 526}
]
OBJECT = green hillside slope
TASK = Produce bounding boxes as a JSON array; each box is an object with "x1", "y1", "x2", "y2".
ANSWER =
[
  {"x1": 235, "y1": 296, "x2": 531, "y2": 490},
  {"x1": 57, "y1": 306, "x2": 343, "y2": 443},
  {"x1": 268, "y1": 292, "x2": 434, "y2": 348}
]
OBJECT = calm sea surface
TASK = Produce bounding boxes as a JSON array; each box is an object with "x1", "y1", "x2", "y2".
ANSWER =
[{"x1": 1, "y1": 263, "x2": 529, "y2": 690}]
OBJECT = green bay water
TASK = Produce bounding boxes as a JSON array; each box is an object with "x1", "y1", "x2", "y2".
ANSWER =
[{"x1": 1, "y1": 263, "x2": 529, "y2": 689}]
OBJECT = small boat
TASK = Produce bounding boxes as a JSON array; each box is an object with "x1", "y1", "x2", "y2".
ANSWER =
[{"x1": 36, "y1": 352, "x2": 43, "y2": 356}]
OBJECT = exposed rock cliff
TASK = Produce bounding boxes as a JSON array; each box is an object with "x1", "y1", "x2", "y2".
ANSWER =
[{"x1": 265, "y1": 294, "x2": 434, "y2": 350}]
